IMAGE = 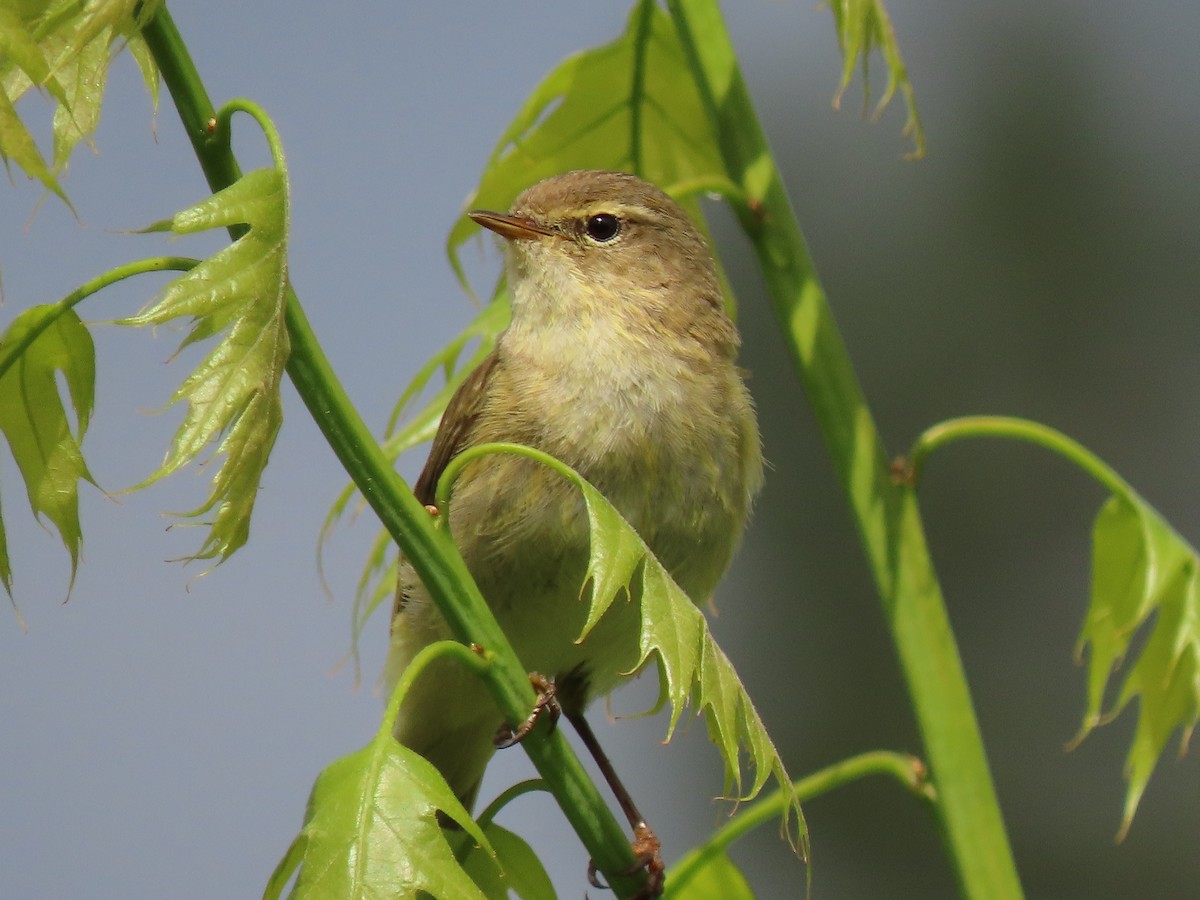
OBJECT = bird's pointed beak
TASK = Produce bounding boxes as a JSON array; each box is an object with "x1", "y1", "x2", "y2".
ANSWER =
[{"x1": 469, "y1": 210, "x2": 556, "y2": 241}]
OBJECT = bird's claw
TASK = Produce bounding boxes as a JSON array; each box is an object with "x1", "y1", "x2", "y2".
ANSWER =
[
  {"x1": 586, "y1": 823, "x2": 664, "y2": 899},
  {"x1": 493, "y1": 673, "x2": 560, "y2": 748}
]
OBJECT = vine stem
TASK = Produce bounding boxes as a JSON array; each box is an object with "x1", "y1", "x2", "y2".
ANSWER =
[
  {"x1": 908, "y1": 416, "x2": 1134, "y2": 500},
  {"x1": 667, "y1": 751, "x2": 933, "y2": 894},
  {"x1": 138, "y1": 8, "x2": 649, "y2": 896},
  {"x1": 0, "y1": 256, "x2": 198, "y2": 382},
  {"x1": 666, "y1": 1, "x2": 1024, "y2": 896}
]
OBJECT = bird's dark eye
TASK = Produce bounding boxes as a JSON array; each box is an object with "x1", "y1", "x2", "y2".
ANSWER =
[{"x1": 584, "y1": 213, "x2": 621, "y2": 243}]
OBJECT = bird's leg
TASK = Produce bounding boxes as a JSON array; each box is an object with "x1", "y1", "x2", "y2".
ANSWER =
[
  {"x1": 570, "y1": 710, "x2": 664, "y2": 900},
  {"x1": 493, "y1": 674, "x2": 664, "y2": 897},
  {"x1": 493, "y1": 673, "x2": 560, "y2": 748}
]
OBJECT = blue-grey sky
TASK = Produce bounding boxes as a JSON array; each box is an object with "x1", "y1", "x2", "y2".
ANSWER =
[{"x1": 2, "y1": 3, "x2": 1199, "y2": 897}]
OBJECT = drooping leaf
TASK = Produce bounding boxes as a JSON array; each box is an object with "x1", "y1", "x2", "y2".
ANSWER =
[
  {"x1": 264, "y1": 726, "x2": 490, "y2": 900},
  {"x1": 448, "y1": 444, "x2": 807, "y2": 861},
  {"x1": 1075, "y1": 494, "x2": 1200, "y2": 836},
  {"x1": 574, "y1": 482, "x2": 805, "y2": 856},
  {"x1": 828, "y1": 0, "x2": 925, "y2": 158},
  {"x1": 0, "y1": 0, "x2": 162, "y2": 201},
  {"x1": 117, "y1": 167, "x2": 290, "y2": 563},
  {"x1": 0, "y1": 304, "x2": 97, "y2": 600},
  {"x1": 663, "y1": 849, "x2": 754, "y2": 900}
]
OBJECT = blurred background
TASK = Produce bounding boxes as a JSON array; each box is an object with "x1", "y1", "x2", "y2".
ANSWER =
[{"x1": 2, "y1": 2, "x2": 1197, "y2": 897}]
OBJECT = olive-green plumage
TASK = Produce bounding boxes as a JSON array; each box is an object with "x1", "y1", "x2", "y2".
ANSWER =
[{"x1": 387, "y1": 170, "x2": 763, "y2": 808}]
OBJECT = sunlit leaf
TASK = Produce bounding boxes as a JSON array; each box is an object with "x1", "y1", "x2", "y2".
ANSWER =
[
  {"x1": 0, "y1": 304, "x2": 97, "y2": 600},
  {"x1": 578, "y1": 474, "x2": 805, "y2": 856},
  {"x1": 664, "y1": 850, "x2": 753, "y2": 899},
  {"x1": 264, "y1": 728, "x2": 490, "y2": 900},
  {"x1": 0, "y1": 0, "x2": 162, "y2": 200},
  {"x1": 1075, "y1": 495, "x2": 1200, "y2": 836},
  {"x1": 828, "y1": 0, "x2": 925, "y2": 158},
  {"x1": 117, "y1": 167, "x2": 290, "y2": 563},
  {"x1": 451, "y1": 444, "x2": 807, "y2": 860}
]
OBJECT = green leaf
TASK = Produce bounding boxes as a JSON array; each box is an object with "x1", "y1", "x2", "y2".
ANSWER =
[
  {"x1": 117, "y1": 167, "x2": 290, "y2": 563},
  {"x1": 267, "y1": 642, "x2": 494, "y2": 900},
  {"x1": 0, "y1": 304, "x2": 97, "y2": 599},
  {"x1": 828, "y1": 0, "x2": 925, "y2": 158},
  {"x1": 0, "y1": 0, "x2": 162, "y2": 199},
  {"x1": 461, "y1": 822, "x2": 556, "y2": 900},
  {"x1": 663, "y1": 850, "x2": 753, "y2": 900},
  {"x1": 265, "y1": 733, "x2": 490, "y2": 900},
  {"x1": 447, "y1": 0, "x2": 727, "y2": 290},
  {"x1": 577, "y1": 474, "x2": 806, "y2": 856},
  {"x1": 1076, "y1": 495, "x2": 1200, "y2": 836},
  {"x1": 444, "y1": 443, "x2": 807, "y2": 861}
]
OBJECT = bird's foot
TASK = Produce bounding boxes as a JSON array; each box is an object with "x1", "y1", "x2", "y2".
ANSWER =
[
  {"x1": 493, "y1": 673, "x2": 560, "y2": 748},
  {"x1": 586, "y1": 822, "x2": 664, "y2": 899}
]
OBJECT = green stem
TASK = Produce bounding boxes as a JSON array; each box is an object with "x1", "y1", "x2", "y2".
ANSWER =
[
  {"x1": 909, "y1": 416, "x2": 1134, "y2": 500},
  {"x1": 139, "y1": 8, "x2": 647, "y2": 896},
  {"x1": 666, "y1": 2, "x2": 1022, "y2": 896},
  {"x1": 0, "y1": 256, "x2": 198, "y2": 382},
  {"x1": 668, "y1": 751, "x2": 933, "y2": 894},
  {"x1": 629, "y1": 0, "x2": 655, "y2": 175},
  {"x1": 380, "y1": 640, "x2": 493, "y2": 741},
  {"x1": 435, "y1": 441, "x2": 582, "y2": 513},
  {"x1": 476, "y1": 779, "x2": 550, "y2": 830}
]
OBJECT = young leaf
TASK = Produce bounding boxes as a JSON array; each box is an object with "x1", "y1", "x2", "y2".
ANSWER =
[
  {"x1": 828, "y1": 0, "x2": 925, "y2": 158},
  {"x1": 0, "y1": 0, "x2": 162, "y2": 199},
  {"x1": 663, "y1": 850, "x2": 753, "y2": 900},
  {"x1": 267, "y1": 641, "x2": 494, "y2": 900},
  {"x1": 117, "y1": 167, "x2": 290, "y2": 563},
  {"x1": 0, "y1": 304, "x2": 97, "y2": 598},
  {"x1": 265, "y1": 733, "x2": 490, "y2": 900},
  {"x1": 447, "y1": 444, "x2": 808, "y2": 861},
  {"x1": 1076, "y1": 494, "x2": 1200, "y2": 836},
  {"x1": 579, "y1": 482, "x2": 806, "y2": 856}
]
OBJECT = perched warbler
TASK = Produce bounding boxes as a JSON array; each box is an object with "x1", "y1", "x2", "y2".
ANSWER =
[{"x1": 387, "y1": 171, "x2": 763, "y2": 875}]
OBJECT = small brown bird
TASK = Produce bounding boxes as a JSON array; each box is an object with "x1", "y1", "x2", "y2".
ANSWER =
[{"x1": 387, "y1": 170, "x2": 763, "y2": 892}]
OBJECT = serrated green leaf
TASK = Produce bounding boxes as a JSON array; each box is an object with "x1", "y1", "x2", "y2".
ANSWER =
[
  {"x1": 828, "y1": 0, "x2": 925, "y2": 158},
  {"x1": 0, "y1": 85, "x2": 68, "y2": 202},
  {"x1": 664, "y1": 850, "x2": 753, "y2": 900},
  {"x1": 0, "y1": 0, "x2": 161, "y2": 198},
  {"x1": 447, "y1": 0, "x2": 726, "y2": 289},
  {"x1": 117, "y1": 167, "x2": 290, "y2": 563},
  {"x1": 573, "y1": 473, "x2": 806, "y2": 857},
  {"x1": 265, "y1": 732, "x2": 490, "y2": 900},
  {"x1": 51, "y1": 28, "x2": 108, "y2": 169},
  {"x1": 0, "y1": 304, "x2": 97, "y2": 598},
  {"x1": 1076, "y1": 494, "x2": 1200, "y2": 835},
  {"x1": 461, "y1": 822, "x2": 556, "y2": 900}
]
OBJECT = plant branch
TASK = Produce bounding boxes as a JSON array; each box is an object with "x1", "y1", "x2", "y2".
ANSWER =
[
  {"x1": 0, "y1": 256, "x2": 198, "y2": 382},
  {"x1": 907, "y1": 415, "x2": 1134, "y2": 500},
  {"x1": 666, "y1": 1, "x2": 1023, "y2": 896},
  {"x1": 668, "y1": 751, "x2": 933, "y2": 894},
  {"x1": 138, "y1": 7, "x2": 648, "y2": 896}
]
